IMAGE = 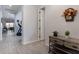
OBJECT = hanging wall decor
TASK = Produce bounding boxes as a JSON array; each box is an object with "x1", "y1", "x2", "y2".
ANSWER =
[{"x1": 64, "y1": 8, "x2": 77, "y2": 22}]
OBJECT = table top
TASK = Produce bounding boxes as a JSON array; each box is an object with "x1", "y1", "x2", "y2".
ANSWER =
[{"x1": 49, "y1": 36, "x2": 79, "y2": 45}]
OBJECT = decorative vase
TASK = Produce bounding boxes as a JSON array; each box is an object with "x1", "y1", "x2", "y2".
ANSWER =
[
  {"x1": 65, "y1": 36, "x2": 69, "y2": 39},
  {"x1": 53, "y1": 31, "x2": 58, "y2": 37}
]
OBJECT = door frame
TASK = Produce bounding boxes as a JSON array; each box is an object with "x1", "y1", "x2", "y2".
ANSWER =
[{"x1": 37, "y1": 7, "x2": 45, "y2": 41}]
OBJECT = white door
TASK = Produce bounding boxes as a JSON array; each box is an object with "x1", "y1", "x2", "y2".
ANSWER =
[{"x1": 38, "y1": 8, "x2": 45, "y2": 40}]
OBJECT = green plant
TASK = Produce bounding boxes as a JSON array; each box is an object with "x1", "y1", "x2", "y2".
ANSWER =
[{"x1": 65, "y1": 31, "x2": 70, "y2": 36}]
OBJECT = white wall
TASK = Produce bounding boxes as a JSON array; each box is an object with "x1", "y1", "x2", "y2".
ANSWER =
[
  {"x1": 22, "y1": 5, "x2": 39, "y2": 44},
  {"x1": 0, "y1": 6, "x2": 2, "y2": 40},
  {"x1": 45, "y1": 5, "x2": 79, "y2": 46}
]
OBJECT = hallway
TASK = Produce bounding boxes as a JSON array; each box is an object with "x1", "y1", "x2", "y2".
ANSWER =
[{"x1": 0, "y1": 31, "x2": 48, "y2": 54}]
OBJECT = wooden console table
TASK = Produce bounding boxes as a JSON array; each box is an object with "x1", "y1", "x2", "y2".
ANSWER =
[{"x1": 49, "y1": 36, "x2": 79, "y2": 54}]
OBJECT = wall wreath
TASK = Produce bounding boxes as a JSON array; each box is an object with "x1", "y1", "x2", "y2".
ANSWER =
[{"x1": 64, "y1": 8, "x2": 77, "y2": 22}]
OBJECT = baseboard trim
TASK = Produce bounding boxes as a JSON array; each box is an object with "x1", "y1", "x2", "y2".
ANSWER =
[
  {"x1": 22, "y1": 39, "x2": 40, "y2": 45},
  {"x1": 22, "y1": 39, "x2": 49, "y2": 46}
]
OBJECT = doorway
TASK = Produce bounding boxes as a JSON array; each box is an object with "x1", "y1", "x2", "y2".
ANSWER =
[
  {"x1": 38, "y1": 7, "x2": 45, "y2": 41},
  {"x1": 1, "y1": 5, "x2": 23, "y2": 43}
]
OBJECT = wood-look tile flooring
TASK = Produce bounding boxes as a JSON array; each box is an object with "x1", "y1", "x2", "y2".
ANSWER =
[{"x1": 0, "y1": 31, "x2": 48, "y2": 54}]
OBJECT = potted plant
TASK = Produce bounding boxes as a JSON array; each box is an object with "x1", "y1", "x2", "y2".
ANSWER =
[
  {"x1": 53, "y1": 31, "x2": 58, "y2": 37},
  {"x1": 65, "y1": 31, "x2": 70, "y2": 38}
]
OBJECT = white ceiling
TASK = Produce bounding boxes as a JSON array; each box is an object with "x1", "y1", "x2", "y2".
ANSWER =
[
  {"x1": 1, "y1": 5, "x2": 22, "y2": 23},
  {"x1": 3, "y1": 5, "x2": 22, "y2": 14}
]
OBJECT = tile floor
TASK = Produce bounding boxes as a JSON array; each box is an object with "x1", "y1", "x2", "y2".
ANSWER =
[{"x1": 0, "y1": 30, "x2": 48, "y2": 54}]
